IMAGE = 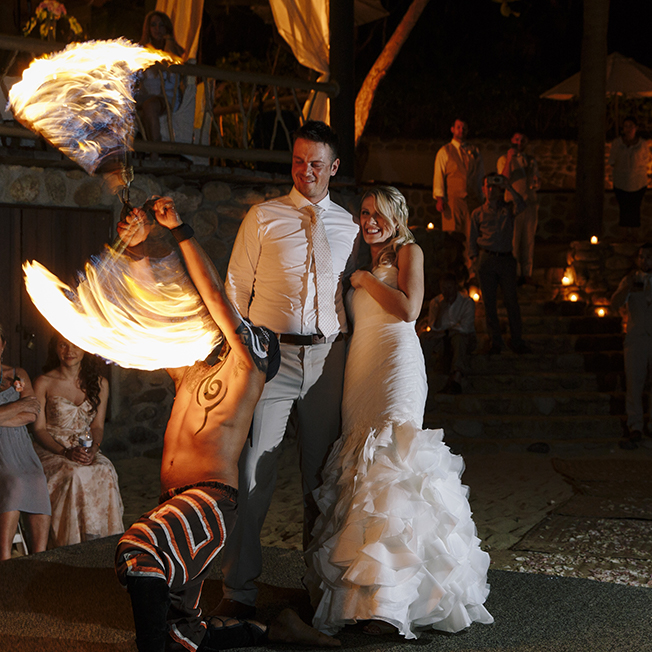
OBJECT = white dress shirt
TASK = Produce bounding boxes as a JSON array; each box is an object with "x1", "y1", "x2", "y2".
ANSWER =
[
  {"x1": 609, "y1": 137, "x2": 651, "y2": 191},
  {"x1": 433, "y1": 139, "x2": 484, "y2": 201},
  {"x1": 226, "y1": 187, "x2": 359, "y2": 338},
  {"x1": 428, "y1": 292, "x2": 476, "y2": 334}
]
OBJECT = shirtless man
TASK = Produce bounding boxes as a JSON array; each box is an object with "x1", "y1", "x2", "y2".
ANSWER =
[{"x1": 113, "y1": 197, "x2": 338, "y2": 652}]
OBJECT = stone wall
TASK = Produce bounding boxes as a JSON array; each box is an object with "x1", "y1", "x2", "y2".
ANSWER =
[
  {"x1": 0, "y1": 163, "x2": 358, "y2": 459},
  {"x1": 360, "y1": 136, "x2": 652, "y2": 243}
]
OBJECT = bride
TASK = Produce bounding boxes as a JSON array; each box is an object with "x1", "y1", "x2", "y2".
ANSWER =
[{"x1": 305, "y1": 186, "x2": 493, "y2": 639}]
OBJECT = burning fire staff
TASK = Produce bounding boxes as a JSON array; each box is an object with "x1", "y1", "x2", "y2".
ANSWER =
[{"x1": 113, "y1": 197, "x2": 339, "y2": 652}]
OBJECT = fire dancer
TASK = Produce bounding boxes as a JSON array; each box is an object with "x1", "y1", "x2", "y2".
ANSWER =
[{"x1": 114, "y1": 197, "x2": 339, "y2": 652}]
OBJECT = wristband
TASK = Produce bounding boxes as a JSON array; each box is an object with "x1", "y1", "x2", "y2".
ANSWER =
[{"x1": 170, "y1": 223, "x2": 194, "y2": 243}]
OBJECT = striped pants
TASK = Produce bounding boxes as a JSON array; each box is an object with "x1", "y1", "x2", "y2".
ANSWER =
[{"x1": 115, "y1": 482, "x2": 237, "y2": 652}]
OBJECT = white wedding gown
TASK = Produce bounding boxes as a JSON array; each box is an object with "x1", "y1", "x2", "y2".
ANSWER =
[{"x1": 305, "y1": 265, "x2": 493, "y2": 639}]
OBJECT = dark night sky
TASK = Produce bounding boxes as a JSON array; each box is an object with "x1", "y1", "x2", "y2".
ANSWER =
[{"x1": 357, "y1": 0, "x2": 652, "y2": 139}]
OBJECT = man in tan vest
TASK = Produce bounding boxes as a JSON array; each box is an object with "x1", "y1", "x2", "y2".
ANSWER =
[{"x1": 433, "y1": 118, "x2": 485, "y2": 274}]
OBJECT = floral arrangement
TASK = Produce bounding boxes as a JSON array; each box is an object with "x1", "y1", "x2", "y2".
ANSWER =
[{"x1": 23, "y1": 1, "x2": 84, "y2": 42}]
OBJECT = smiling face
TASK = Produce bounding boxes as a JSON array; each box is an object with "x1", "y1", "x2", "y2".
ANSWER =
[
  {"x1": 56, "y1": 338, "x2": 84, "y2": 368},
  {"x1": 149, "y1": 14, "x2": 169, "y2": 43},
  {"x1": 622, "y1": 120, "x2": 637, "y2": 141},
  {"x1": 511, "y1": 132, "x2": 528, "y2": 152},
  {"x1": 291, "y1": 138, "x2": 339, "y2": 203},
  {"x1": 450, "y1": 120, "x2": 468, "y2": 142},
  {"x1": 360, "y1": 195, "x2": 395, "y2": 246}
]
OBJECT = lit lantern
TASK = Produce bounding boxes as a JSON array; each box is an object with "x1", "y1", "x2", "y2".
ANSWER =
[
  {"x1": 596, "y1": 307, "x2": 606, "y2": 317},
  {"x1": 590, "y1": 236, "x2": 598, "y2": 244},
  {"x1": 568, "y1": 293, "x2": 579, "y2": 302},
  {"x1": 427, "y1": 222, "x2": 435, "y2": 230}
]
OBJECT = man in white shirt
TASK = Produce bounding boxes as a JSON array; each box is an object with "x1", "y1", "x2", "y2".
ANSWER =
[
  {"x1": 611, "y1": 243, "x2": 652, "y2": 449},
  {"x1": 433, "y1": 119, "x2": 485, "y2": 273},
  {"x1": 421, "y1": 272, "x2": 476, "y2": 394},
  {"x1": 608, "y1": 116, "x2": 651, "y2": 233},
  {"x1": 497, "y1": 132, "x2": 540, "y2": 285},
  {"x1": 218, "y1": 121, "x2": 359, "y2": 618}
]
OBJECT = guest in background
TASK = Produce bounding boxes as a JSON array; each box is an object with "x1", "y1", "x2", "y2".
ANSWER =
[
  {"x1": 137, "y1": 10, "x2": 185, "y2": 146},
  {"x1": 469, "y1": 168, "x2": 531, "y2": 355},
  {"x1": 497, "y1": 131, "x2": 540, "y2": 286},
  {"x1": 611, "y1": 243, "x2": 652, "y2": 449},
  {"x1": 421, "y1": 272, "x2": 477, "y2": 394},
  {"x1": 32, "y1": 335, "x2": 123, "y2": 547},
  {"x1": 0, "y1": 323, "x2": 50, "y2": 560},
  {"x1": 609, "y1": 117, "x2": 651, "y2": 235},
  {"x1": 433, "y1": 118, "x2": 485, "y2": 274}
]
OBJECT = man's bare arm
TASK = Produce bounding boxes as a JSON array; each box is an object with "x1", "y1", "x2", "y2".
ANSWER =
[{"x1": 150, "y1": 197, "x2": 265, "y2": 372}]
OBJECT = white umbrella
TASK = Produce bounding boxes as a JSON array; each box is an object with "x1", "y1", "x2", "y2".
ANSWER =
[{"x1": 541, "y1": 52, "x2": 652, "y2": 128}]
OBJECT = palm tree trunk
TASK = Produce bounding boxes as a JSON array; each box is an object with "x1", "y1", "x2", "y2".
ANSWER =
[
  {"x1": 575, "y1": 0, "x2": 610, "y2": 239},
  {"x1": 355, "y1": 0, "x2": 431, "y2": 146}
]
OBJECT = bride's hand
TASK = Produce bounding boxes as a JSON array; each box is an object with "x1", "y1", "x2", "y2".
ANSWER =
[{"x1": 350, "y1": 270, "x2": 370, "y2": 289}]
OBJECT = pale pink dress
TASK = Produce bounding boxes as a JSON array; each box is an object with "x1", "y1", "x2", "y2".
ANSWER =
[{"x1": 34, "y1": 396, "x2": 124, "y2": 547}]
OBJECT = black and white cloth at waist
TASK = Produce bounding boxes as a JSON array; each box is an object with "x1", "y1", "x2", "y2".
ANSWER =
[{"x1": 279, "y1": 332, "x2": 344, "y2": 346}]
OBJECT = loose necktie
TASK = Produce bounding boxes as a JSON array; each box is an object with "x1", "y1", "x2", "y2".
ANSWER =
[{"x1": 307, "y1": 205, "x2": 338, "y2": 336}]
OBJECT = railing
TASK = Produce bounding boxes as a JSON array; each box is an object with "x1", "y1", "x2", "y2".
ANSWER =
[{"x1": 0, "y1": 34, "x2": 339, "y2": 166}]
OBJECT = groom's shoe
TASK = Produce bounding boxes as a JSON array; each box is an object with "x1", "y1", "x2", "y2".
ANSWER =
[{"x1": 211, "y1": 598, "x2": 256, "y2": 620}]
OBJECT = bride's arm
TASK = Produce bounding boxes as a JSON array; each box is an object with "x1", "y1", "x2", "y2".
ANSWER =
[{"x1": 350, "y1": 244, "x2": 424, "y2": 322}]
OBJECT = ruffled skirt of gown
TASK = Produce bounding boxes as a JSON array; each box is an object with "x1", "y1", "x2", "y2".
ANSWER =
[{"x1": 305, "y1": 266, "x2": 493, "y2": 639}]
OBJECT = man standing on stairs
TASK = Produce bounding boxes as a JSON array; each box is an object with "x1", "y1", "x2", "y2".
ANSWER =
[
  {"x1": 433, "y1": 118, "x2": 485, "y2": 274},
  {"x1": 469, "y1": 165, "x2": 532, "y2": 355},
  {"x1": 611, "y1": 243, "x2": 652, "y2": 449},
  {"x1": 497, "y1": 131, "x2": 540, "y2": 286}
]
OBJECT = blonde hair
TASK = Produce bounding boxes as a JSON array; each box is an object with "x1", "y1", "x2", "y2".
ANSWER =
[{"x1": 361, "y1": 186, "x2": 415, "y2": 266}]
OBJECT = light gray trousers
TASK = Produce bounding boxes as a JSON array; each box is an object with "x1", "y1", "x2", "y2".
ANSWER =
[{"x1": 220, "y1": 338, "x2": 346, "y2": 606}]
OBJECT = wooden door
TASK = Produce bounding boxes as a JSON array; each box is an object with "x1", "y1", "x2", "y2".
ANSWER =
[{"x1": 0, "y1": 205, "x2": 112, "y2": 382}]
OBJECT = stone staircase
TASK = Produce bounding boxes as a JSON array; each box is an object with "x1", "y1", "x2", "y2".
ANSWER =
[{"x1": 423, "y1": 279, "x2": 628, "y2": 451}]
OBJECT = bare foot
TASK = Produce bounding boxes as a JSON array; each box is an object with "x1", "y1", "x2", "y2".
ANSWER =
[
  {"x1": 362, "y1": 619, "x2": 397, "y2": 636},
  {"x1": 269, "y1": 608, "x2": 341, "y2": 647}
]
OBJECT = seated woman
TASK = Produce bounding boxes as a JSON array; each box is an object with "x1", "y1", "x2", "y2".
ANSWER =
[
  {"x1": 33, "y1": 335, "x2": 124, "y2": 548},
  {"x1": 137, "y1": 10, "x2": 185, "y2": 147},
  {"x1": 0, "y1": 323, "x2": 51, "y2": 560}
]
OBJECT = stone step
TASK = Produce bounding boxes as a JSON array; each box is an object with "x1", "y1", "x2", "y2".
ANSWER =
[
  {"x1": 475, "y1": 299, "x2": 591, "y2": 318},
  {"x1": 521, "y1": 333, "x2": 624, "y2": 353},
  {"x1": 423, "y1": 413, "x2": 625, "y2": 440},
  {"x1": 473, "y1": 314, "x2": 622, "y2": 335},
  {"x1": 429, "y1": 391, "x2": 618, "y2": 417},
  {"x1": 468, "y1": 351, "x2": 586, "y2": 373},
  {"x1": 465, "y1": 372, "x2": 600, "y2": 393}
]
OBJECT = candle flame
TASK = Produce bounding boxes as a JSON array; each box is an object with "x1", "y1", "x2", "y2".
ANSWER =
[
  {"x1": 590, "y1": 236, "x2": 598, "y2": 244},
  {"x1": 569, "y1": 293, "x2": 579, "y2": 302},
  {"x1": 8, "y1": 39, "x2": 176, "y2": 174},
  {"x1": 23, "y1": 245, "x2": 222, "y2": 371}
]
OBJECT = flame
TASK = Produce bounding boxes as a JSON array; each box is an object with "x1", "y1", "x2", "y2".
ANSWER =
[
  {"x1": 8, "y1": 39, "x2": 177, "y2": 174},
  {"x1": 568, "y1": 293, "x2": 579, "y2": 302},
  {"x1": 23, "y1": 245, "x2": 222, "y2": 371},
  {"x1": 590, "y1": 236, "x2": 598, "y2": 244},
  {"x1": 596, "y1": 307, "x2": 606, "y2": 317}
]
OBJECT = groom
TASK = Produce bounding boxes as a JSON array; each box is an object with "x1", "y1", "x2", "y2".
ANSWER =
[{"x1": 217, "y1": 120, "x2": 359, "y2": 618}]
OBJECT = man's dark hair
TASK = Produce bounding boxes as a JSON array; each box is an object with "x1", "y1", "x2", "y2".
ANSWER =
[
  {"x1": 451, "y1": 118, "x2": 467, "y2": 128},
  {"x1": 440, "y1": 272, "x2": 458, "y2": 286},
  {"x1": 293, "y1": 120, "x2": 339, "y2": 160},
  {"x1": 623, "y1": 116, "x2": 639, "y2": 127}
]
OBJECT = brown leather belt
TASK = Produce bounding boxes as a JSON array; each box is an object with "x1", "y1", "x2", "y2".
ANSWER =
[{"x1": 279, "y1": 332, "x2": 343, "y2": 346}]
